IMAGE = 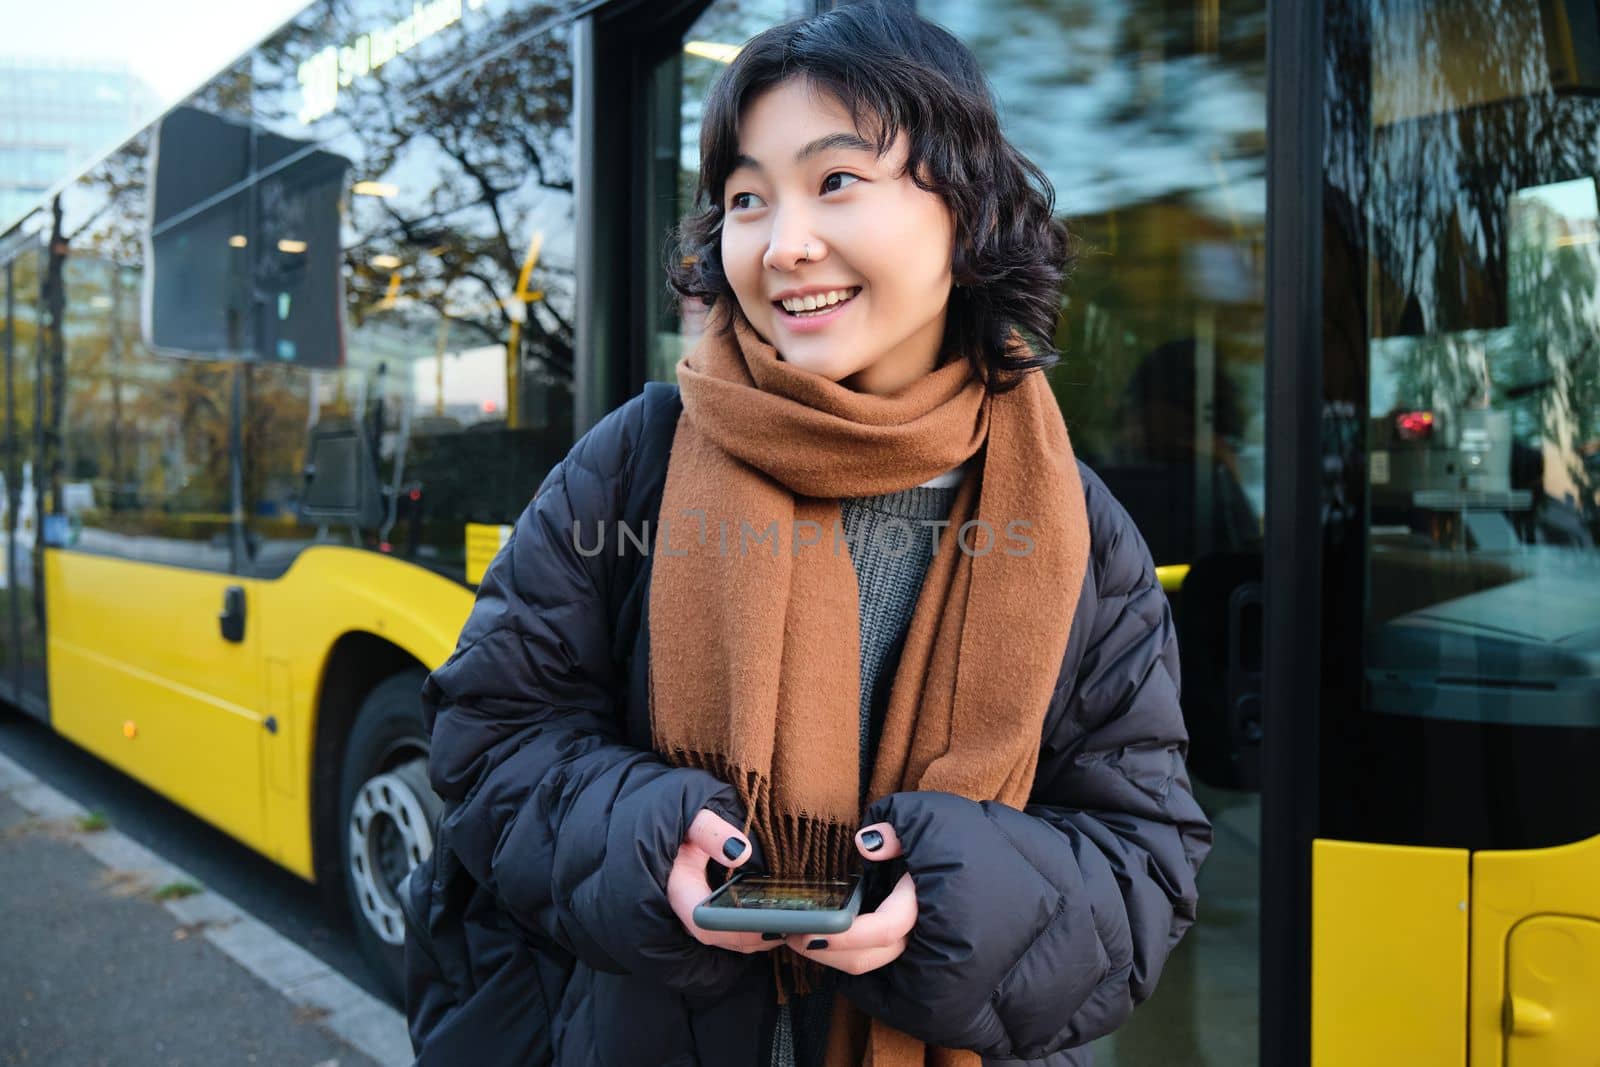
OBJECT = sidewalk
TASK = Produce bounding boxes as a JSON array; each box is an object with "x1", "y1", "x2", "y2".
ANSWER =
[{"x1": 0, "y1": 752, "x2": 412, "y2": 1067}]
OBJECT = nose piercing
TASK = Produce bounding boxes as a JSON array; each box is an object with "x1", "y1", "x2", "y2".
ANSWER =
[{"x1": 802, "y1": 241, "x2": 812, "y2": 261}]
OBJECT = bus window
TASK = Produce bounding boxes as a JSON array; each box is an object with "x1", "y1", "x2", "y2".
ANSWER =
[
  {"x1": 1324, "y1": 0, "x2": 1600, "y2": 851},
  {"x1": 57, "y1": 145, "x2": 236, "y2": 573},
  {"x1": 52, "y1": 56, "x2": 258, "y2": 576},
  {"x1": 242, "y1": 11, "x2": 577, "y2": 582},
  {"x1": 1365, "y1": 173, "x2": 1600, "y2": 730}
]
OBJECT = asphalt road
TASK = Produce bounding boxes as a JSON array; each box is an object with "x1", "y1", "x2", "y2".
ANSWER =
[{"x1": 0, "y1": 702, "x2": 390, "y2": 1007}]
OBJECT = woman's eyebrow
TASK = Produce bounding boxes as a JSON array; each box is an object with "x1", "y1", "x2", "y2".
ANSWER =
[
  {"x1": 730, "y1": 132, "x2": 878, "y2": 175},
  {"x1": 796, "y1": 131, "x2": 876, "y2": 160}
]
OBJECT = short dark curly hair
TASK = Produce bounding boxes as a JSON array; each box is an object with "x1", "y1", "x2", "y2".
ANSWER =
[{"x1": 666, "y1": 0, "x2": 1074, "y2": 393}]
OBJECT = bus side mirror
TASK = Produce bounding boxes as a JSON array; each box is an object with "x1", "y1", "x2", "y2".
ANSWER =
[{"x1": 299, "y1": 419, "x2": 385, "y2": 530}]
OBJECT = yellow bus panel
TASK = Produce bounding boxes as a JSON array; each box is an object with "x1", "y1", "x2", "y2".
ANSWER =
[
  {"x1": 1471, "y1": 832, "x2": 1600, "y2": 1067},
  {"x1": 49, "y1": 549, "x2": 272, "y2": 853},
  {"x1": 1311, "y1": 838, "x2": 1469, "y2": 1067},
  {"x1": 48, "y1": 545, "x2": 473, "y2": 880}
]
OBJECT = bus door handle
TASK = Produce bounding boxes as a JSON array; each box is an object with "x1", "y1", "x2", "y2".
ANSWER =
[{"x1": 219, "y1": 585, "x2": 246, "y2": 644}]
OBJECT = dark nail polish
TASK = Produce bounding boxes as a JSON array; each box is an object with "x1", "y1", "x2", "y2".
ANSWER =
[
  {"x1": 722, "y1": 837, "x2": 747, "y2": 861},
  {"x1": 807, "y1": 939, "x2": 828, "y2": 950},
  {"x1": 859, "y1": 829, "x2": 884, "y2": 852},
  {"x1": 762, "y1": 932, "x2": 783, "y2": 941}
]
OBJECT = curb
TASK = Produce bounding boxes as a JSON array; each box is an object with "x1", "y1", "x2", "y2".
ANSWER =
[{"x1": 0, "y1": 749, "x2": 412, "y2": 1067}]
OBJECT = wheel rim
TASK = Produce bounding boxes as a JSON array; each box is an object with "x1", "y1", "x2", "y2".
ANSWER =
[{"x1": 348, "y1": 762, "x2": 434, "y2": 947}]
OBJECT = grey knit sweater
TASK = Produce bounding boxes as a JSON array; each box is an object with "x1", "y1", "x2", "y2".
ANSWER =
[{"x1": 770, "y1": 472, "x2": 963, "y2": 1067}]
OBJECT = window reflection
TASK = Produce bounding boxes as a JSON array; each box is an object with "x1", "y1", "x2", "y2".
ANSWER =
[
  {"x1": 649, "y1": 0, "x2": 809, "y2": 384},
  {"x1": 145, "y1": 107, "x2": 349, "y2": 366},
  {"x1": 252, "y1": 0, "x2": 561, "y2": 140},
  {"x1": 1357, "y1": 0, "x2": 1600, "y2": 728},
  {"x1": 42, "y1": 2, "x2": 578, "y2": 584},
  {"x1": 924, "y1": 0, "x2": 1268, "y2": 567},
  {"x1": 56, "y1": 141, "x2": 237, "y2": 571},
  {"x1": 243, "y1": 8, "x2": 576, "y2": 580}
]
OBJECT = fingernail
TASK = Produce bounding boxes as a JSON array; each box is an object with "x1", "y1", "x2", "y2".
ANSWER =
[
  {"x1": 761, "y1": 932, "x2": 783, "y2": 941},
  {"x1": 859, "y1": 829, "x2": 884, "y2": 852},
  {"x1": 807, "y1": 938, "x2": 828, "y2": 950},
  {"x1": 722, "y1": 837, "x2": 747, "y2": 861}
]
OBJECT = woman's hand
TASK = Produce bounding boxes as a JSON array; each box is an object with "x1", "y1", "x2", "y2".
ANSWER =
[
  {"x1": 784, "y1": 822, "x2": 917, "y2": 975},
  {"x1": 666, "y1": 808, "x2": 783, "y2": 955}
]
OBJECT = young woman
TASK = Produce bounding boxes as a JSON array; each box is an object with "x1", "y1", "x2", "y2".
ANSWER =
[{"x1": 406, "y1": 5, "x2": 1211, "y2": 1066}]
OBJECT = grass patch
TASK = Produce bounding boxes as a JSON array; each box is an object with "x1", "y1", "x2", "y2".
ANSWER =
[
  {"x1": 152, "y1": 880, "x2": 203, "y2": 902},
  {"x1": 76, "y1": 811, "x2": 109, "y2": 832}
]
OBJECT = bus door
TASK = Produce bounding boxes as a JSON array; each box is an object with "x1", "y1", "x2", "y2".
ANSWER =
[
  {"x1": 636, "y1": 3, "x2": 1271, "y2": 1064},
  {"x1": 1310, "y1": 1, "x2": 1600, "y2": 1063},
  {"x1": 0, "y1": 230, "x2": 48, "y2": 720}
]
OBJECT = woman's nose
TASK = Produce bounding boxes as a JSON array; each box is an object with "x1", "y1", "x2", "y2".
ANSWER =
[{"x1": 762, "y1": 213, "x2": 825, "y2": 272}]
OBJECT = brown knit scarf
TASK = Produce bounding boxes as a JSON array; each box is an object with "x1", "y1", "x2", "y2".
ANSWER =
[{"x1": 648, "y1": 310, "x2": 1089, "y2": 1067}]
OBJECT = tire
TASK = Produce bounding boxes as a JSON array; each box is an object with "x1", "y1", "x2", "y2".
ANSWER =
[{"x1": 337, "y1": 668, "x2": 440, "y2": 1003}]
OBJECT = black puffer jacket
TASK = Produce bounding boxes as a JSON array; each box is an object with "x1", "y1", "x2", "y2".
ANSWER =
[{"x1": 406, "y1": 383, "x2": 1211, "y2": 1067}]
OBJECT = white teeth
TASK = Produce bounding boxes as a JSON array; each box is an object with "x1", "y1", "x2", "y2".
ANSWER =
[{"x1": 779, "y1": 288, "x2": 859, "y2": 313}]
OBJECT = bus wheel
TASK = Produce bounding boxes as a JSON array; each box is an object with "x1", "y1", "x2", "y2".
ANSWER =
[{"x1": 338, "y1": 668, "x2": 438, "y2": 1002}]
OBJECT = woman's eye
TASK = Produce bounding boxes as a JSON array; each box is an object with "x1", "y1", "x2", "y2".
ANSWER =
[
  {"x1": 821, "y1": 172, "x2": 861, "y2": 194},
  {"x1": 729, "y1": 191, "x2": 765, "y2": 211}
]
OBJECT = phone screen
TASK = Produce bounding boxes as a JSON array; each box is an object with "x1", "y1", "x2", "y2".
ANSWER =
[{"x1": 704, "y1": 877, "x2": 855, "y2": 912}]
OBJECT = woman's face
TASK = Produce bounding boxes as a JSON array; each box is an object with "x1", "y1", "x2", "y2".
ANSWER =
[{"x1": 720, "y1": 78, "x2": 956, "y2": 396}]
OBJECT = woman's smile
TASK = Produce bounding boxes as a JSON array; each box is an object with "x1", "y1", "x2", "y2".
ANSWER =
[{"x1": 772, "y1": 285, "x2": 862, "y2": 332}]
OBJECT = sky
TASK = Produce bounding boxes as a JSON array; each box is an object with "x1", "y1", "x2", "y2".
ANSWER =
[{"x1": 2, "y1": 0, "x2": 313, "y2": 104}]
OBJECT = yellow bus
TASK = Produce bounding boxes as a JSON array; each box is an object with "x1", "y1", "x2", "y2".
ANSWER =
[{"x1": 2, "y1": 0, "x2": 1598, "y2": 1062}]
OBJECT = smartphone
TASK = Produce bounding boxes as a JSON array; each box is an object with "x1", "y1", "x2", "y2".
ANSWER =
[{"x1": 693, "y1": 873, "x2": 863, "y2": 935}]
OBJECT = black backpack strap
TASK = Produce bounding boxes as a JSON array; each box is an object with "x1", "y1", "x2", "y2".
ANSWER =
[
  {"x1": 612, "y1": 382, "x2": 680, "y2": 751},
  {"x1": 629, "y1": 381, "x2": 683, "y2": 519},
  {"x1": 615, "y1": 379, "x2": 682, "y2": 573}
]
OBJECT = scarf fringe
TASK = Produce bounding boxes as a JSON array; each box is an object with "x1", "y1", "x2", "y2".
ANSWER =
[{"x1": 664, "y1": 746, "x2": 857, "y2": 1000}]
